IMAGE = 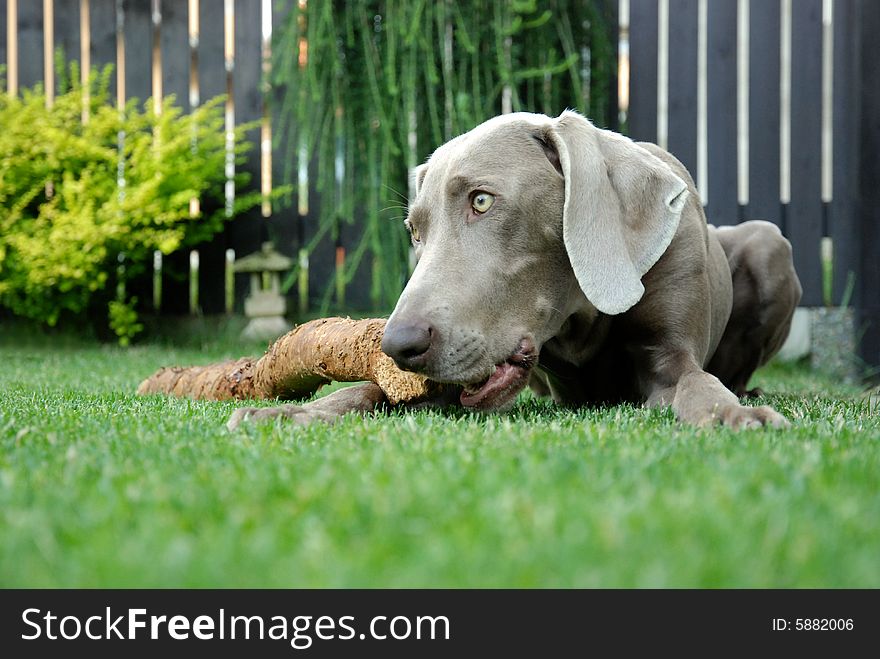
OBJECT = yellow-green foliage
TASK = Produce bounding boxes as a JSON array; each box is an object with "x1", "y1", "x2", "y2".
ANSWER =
[{"x1": 0, "y1": 65, "x2": 260, "y2": 336}]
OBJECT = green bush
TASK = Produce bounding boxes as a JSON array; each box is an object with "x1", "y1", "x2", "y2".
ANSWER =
[{"x1": 0, "y1": 63, "x2": 262, "y2": 341}]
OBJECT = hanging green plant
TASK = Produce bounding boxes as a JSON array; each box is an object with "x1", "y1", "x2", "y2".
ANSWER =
[{"x1": 271, "y1": 0, "x2": 614, "y2": 313}]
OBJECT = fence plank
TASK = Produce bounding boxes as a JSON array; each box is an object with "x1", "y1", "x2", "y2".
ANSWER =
[
  {"x1": 857, "y1": 0, "x2": 880, "y2": 370},
  {"x1": 233, "y1": 0, "x2": 260, "y2": 129},
  {"x1": 89, "y1": 0, "x2": 115, "y2": 97},
  {"x1": 269, "y1": 1, "x2": 298, "y2": 297},
  {"x1": 160, "y1": 0, "x2": 187, "y2": 103},
  {"x1": 788, "y1": 0, "x2": 823, "y2": 306},
  {"x1": 225, "y1": 0, "x2": 265, "y2": 311},
  {"x1": 194, "y1": 0, "x2": 231, "y2": 314},
  {"x1": 17, "y1": 0, "x2": 43, "y2": 90},
  {"x1": 603, "y1": 0, "x2": 619, "y2": 131},
  {"x1": 0, "y1": 0, "x2": 9, "y2": 80},
  {"x1": 704, "y1": 0, "x2": 737, "y2": 226},
  {"x1": 197, "y1": 0, "x2": 222, "y2": 101},
  {"x1": 627, "y1": 0, "x2": 657, "y2": 143},
  {"x1": 830, "y1": 0, "x2": 859, "y2": 308},
  {"x1": 666, "y1": 0, "x2": 698, "y2": 177},
  {"x1": 53, "y1": 0, "x2": 80, "y2": 86},
  {"x1": 0, "y1": 1, "x2": 5, "y2": 87},
  {"x1": 153, "y1": 0, "x2": 196, "y2": 314},
  {"x1": 745, "y1": 0, "x2": 780, "y2": 226},
  {"x1": 121, "y1": 0, "x2": 184, "y2": 313},
  {"x1": 122, "y1": 0, "x2": 149, "y2": 104},
  {"x1": 232, "y1": 0, "x2": 262, "y2": 222}
]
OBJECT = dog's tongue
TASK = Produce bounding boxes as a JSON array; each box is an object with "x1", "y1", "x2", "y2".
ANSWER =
[{"x1": 459, "y1": 362, "x2": 521, "y2": 409}]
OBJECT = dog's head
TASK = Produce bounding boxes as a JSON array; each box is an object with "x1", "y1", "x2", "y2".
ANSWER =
[{"x1": 382, "y1": 111, "x2": 689, "y2": 409}]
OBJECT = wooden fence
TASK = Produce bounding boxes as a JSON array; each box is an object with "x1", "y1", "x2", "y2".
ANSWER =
[
  {"x1": 2, "y1": 0, "x2": 879, "y2": 368},
  {"x1": 622, "y1": 0, "x2": 879, "y2": 369}
]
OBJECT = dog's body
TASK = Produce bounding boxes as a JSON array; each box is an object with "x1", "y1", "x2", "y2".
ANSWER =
[{"x1": 229, "y1": 111, "x2": 801, "y2": 430}]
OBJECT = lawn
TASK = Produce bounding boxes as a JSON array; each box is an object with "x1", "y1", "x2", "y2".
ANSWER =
[{"x1": 1, "y1": 327, "x2": 878, "y2": 588}]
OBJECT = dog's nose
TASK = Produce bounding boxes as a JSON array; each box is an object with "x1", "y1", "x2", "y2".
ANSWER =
[{"x1": 381, "y1": 320, "x2": 435, "y2": 370}]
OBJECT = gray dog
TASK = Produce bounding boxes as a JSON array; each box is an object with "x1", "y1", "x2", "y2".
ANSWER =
[{"x1": 229, "y1": 111, "x2": 801, "y2": 430}]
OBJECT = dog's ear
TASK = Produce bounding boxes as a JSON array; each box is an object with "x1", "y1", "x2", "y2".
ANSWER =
[
  {"x1": 410, "y1": 163, "x2": 429, "y2": 199},
  {"x1": 543, "y1": 110, "x2": 689, "y2": 315}
]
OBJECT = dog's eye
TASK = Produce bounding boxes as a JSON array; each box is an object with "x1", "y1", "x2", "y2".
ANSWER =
[
  {"x1": 406, "y1": 221, "x2": 421, "y2": 243},
  {"x1": 471, "y1": 192, "x2": 495, "y2": 214}
]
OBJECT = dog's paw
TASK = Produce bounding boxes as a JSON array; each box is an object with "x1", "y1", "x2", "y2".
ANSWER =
[
  {"x1": 736, "y1": 386, "x2": 765, "y2": 399},
  {"x1": 227, "y1": 406, "x2": 264, "y2": 431},
  {"x1": 717, "y1": 403, "x2": 789, "y2": 429},
  {"x1": 226, "y1": 404, "x2": 338, "y2": 431}
]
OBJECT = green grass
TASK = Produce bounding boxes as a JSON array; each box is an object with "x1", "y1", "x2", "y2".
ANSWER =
[{"x1": 1, "y1": 329, "x2": 878, "y2": 587}]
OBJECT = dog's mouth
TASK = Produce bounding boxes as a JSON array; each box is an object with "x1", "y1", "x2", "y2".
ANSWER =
[{"x1": 459, "y1": 337, "x2": 537, "y2": 410}]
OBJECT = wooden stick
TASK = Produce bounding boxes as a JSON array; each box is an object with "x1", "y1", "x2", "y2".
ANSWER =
[{"x1": 136, "y1": 317, "x2": 437, "y2": 405}]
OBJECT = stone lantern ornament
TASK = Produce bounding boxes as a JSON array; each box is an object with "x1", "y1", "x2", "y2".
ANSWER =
[{"x1": 233, "y1": 241, "x2": 293, "y2": 341}]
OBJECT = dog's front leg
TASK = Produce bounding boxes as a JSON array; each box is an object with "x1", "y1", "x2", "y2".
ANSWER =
[
  {"x1": 643, "y1": 353, "x2": 789, "y2": 429},
  {"x1": 226, "y1": 382, "x2": 387, "y2": 431},
  {"x1": 226, "y1": 382, "x2": 460, "y2": 430}
]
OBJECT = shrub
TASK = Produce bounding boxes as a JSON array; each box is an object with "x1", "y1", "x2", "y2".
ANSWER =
[{"x1": 0, "y1": 63, "x2": 262, "y2": 341}]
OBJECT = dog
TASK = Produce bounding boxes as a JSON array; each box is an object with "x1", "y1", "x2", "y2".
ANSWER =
[{"x1": 229, "y1": 111, "x2": 801, "y2": 430}]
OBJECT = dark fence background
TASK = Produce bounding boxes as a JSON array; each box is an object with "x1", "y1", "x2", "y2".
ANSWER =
[
  {"x1": 624, "y1": 0, "x2": 879, "y2": 370},
  {"x1": 2, "y1": 0, "x2": 879, "y2": 369},
  {"x1": 628, "y1": 0, "x2": 839, "y2": 308}
]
